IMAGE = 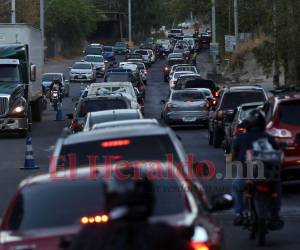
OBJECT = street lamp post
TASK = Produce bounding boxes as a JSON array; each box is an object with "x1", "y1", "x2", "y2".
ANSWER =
[
  {"x1": 11, "y1": 0, "x2": 16, "y2": 24},
  {"x1": 234, "y1": 0, "x2": 239, "y2": 47},
  {"x1": 128, "y1": 0, "x2": 132, "y2": 42}
]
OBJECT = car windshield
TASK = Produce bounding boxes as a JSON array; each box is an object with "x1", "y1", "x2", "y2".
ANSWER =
[
  {"x1": 103, "y1": 47, "x2": 113, "y2": 52},
  {"x1": 79, "y1": 99, "x2": 128, "y2": 117},
  {"x1": 42, "y1": 74, "x2": 61, "y2": 82},
  {"x1": 220, "y1": 91, "x2": 266, "y2": 110},
  {"x1": 171, "y1": 30, "x2": 181, "y2": 33},
  {"x1": 59, "y1": 135, "x2": 180, "y2": 166},
  {"x1": 0, "y1": 65, "x2": 20, "y2": 82},
  {"x1": 279, "y1": 100, "x2": 300, "y2": 125},
  {"x1": 128, "y1": 54, "x2": 142, "y2": 59},
  {"x1": 73, "y1": 63, "x2": 91, "y2": 70},
  {"x1": 135, "y1": 50, "x2": 148, "y2": 55},
  {"x1": 172, "y1": 91, "x2": 205, "y2": 101},
  {"x1": 85, "y1": 56, "x2": 104, "y2": 63},
  {"x1": 85, "y1": 47, "x2": 102, "y2": 55},
  {"x1": 91, "y1": 112, "x2": 140, "y2": 127},
  {"x1": 133, "y1": 63, "x2": 145, "y2": 70},
  {"x1": 5, "y1": 177, "x2": 186, "y2": 230}
]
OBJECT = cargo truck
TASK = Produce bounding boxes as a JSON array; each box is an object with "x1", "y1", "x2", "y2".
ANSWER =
[{"x1": 0, "y1": 24, "x2": 46, "y2": 136}]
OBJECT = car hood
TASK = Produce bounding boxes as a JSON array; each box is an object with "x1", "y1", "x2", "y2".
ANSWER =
[{"x1": 0, "y1": 82, "x2": 24, "y2": 96}]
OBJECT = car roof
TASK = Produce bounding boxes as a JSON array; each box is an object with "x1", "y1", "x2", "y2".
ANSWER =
[
  {"x1": 74, "y1": 62, "x2": 91, "y2": 65},
  {"x1": 63, "y1": 121, "x2": 167, "y2": 145},
  {"x1": 174, "y1": 71, "x2": 195, "y2": 75},
  {"x1": 43, "y1": 73, "x2": 63, "y2": 76},
  {"x1": 239, "y1": 102, "x2": 265, "y2": 109},
  {"x1": 89, "y1": 109, "x2": 140, "y2": 118},
  {"x1": 171, "y1": 89, "x2": 204, "y2": 93}
]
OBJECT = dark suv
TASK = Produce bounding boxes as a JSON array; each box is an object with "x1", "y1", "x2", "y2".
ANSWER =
[{"x1": 208, "y1": 85, "x2": 268, "y2": 147}]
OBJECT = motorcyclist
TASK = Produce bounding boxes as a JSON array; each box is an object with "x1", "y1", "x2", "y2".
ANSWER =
[
  {"x1": 231, "y1": 109, "x2": 283, "y2": 228},
  {"x1": 71, "y1": 168, "x2": 190, "y2": 250},
  {"x1": 49, "y1": 78, "x2": 63, "y2": 102}
]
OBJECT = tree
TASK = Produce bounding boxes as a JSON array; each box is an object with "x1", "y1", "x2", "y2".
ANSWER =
[{"x1": 45, "y1": 0, "x2": 97, "y2": 56}]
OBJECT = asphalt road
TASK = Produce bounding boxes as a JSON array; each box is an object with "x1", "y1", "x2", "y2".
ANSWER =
[{"x1": 0, "y1": 52, "x2": 299, "y2": 249}]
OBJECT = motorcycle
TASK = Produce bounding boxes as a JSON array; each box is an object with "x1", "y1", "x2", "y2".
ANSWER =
[{"x1": 50, "y1": 88, "x2": 61, "y2": 111}]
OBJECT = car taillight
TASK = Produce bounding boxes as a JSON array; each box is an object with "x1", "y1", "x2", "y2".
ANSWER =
[
  {"x1": 101, "y1": 139, "x2": 131, "y2": 148},
  {"x1": 213, "y1": 91, "x2": 220, "y2": 97},
  {"x1": 81, "y1": 214, "x2": 109, "y2": 225},
  {"x1": 71, "y1": 120, "x2": 79, "y2": 130},
  {"x1": 189, "y1": 242, "x2": 210, "y2": 250},
  {"x1": 164, "y1": 66, "x2": 169, "y2": 71},
  {"x1": 256, "y1": 184, "x2": 270, "y2": 193},
  {"x1": 235, "y1": 127, "x2": 246, "y2": 134},
  {"x1": 166, "y1": 102, "x2": 173, "y2": 109},
  {"x1": 267, "y1": 128, "x2": 292, "y2": 138}
]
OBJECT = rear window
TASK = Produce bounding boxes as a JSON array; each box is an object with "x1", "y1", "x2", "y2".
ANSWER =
[
  {"x1": 85, "y1": 56, "x2": 104, "y2": 63},
  {"x1": 279, "y1": 100, "x2": 300, "y2": 125},
  {"x1": 220, "y1": 91, "x2": 266, "y2": 110},
  {"x1": 91, "y1": 113, "x2": 140, "y2": 126},
  {"x1": 6, "y1": 178, "x2": 187, "y2": 230},
  {"x1": 172, "y1": 91, "x2": 205, "y2": 101},
  {"x1": 169, "y1": 59, "x2": 185, "y2": 66},
  {"x1": 79, "y1": 99, "x2": 128, "y2": 117},
  {"x1": 42, "y1": 74, "x2": 62, "y2": 82},
  {"x1": 85, "y1": 47, "x2": 102, "y2": 55},
  {"x1": 60, "y1": 135, "x2": 180, "y2": 166},
  {"x1": 184, "y1": 79, "x2": 217, "y2": 91},
  {"x1": 135, "y1": 50, "x2": 148, "y2": 55},
  {"x1": 103, "y1": 47, "x2": 113, "y2": 52},
  {"x1": 105, "y1": 74, "x2": 131, "y2": 82}
]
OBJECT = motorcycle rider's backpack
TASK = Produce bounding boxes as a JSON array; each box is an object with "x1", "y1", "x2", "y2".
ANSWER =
[{"x1": 246, "y1": 138, "x2": 282, "y2": 182}]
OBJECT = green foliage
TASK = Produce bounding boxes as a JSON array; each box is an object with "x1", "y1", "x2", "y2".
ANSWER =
[{"x1": 45, "y1": 0, "x2": 97, "y2": 55}]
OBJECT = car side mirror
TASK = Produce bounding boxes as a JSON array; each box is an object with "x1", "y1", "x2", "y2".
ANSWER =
[
  {"x1": 30, "y1": 64, "x2": 36, "y2": 82},
  {"x1": 160, "y1": 100, "x2": 166, "y2": 104},
  {"x1": 210, "y1": 194, "x2": 233, "y2": 211},
  {"x1": 66, "y1": 113, "x2": 74, "y2": 120}
]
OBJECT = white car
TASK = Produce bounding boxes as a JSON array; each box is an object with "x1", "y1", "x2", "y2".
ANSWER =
[
  {"x1": 156, "y1": 39, "x2": 171, "y2": 52},
  {"x1": 134, "y1": 49, "x2": 151, "y2": 67},
  {"x1": 87, "y1": 82, "x2": 141, "y2": 111},
  {"x1": 146, "y1": 49, "x2": 156, "y2": 63},
  {"x1": 119, "y1": 62, "x2": 139, "y2": 75},
  {"x1": 120, "y1": 61, "x2": 147, "y2": 84},
  {"x1": 84, "y1": 54, "x2": 106, "y2": 77},
  {"x1": 69, "y1": 62, "x2": 96, "y2": 82},
  {"x1": 169, "y1": 71, "x2": 195, "y2": 88},
  {"x1": 183, "y1": 38, "x2": 195, "y2": 50}
]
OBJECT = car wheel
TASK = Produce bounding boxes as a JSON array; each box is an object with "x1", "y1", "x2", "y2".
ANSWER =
[
  {"x1": 213, "y1": 128, "x2": 222, "y2": 148},
  {"x1": 164, "y1": 76, "x2": 168, "y2": 82}
]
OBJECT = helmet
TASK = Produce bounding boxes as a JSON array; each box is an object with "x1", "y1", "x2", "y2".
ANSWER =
[
  {"x1": 244, "y1": 109, "x2": 266, "y2": 132},
  {"x1": 103, "y1": 168, "x2": 155, "y2": 220}
]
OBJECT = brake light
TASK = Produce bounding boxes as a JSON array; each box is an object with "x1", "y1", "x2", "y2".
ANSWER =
[
  {"x1": 213, "y1": 91, "x2": 219, "y2": 97},
  {"x1": 164, "y1": 66, "x2": 169, "y2": 71},
  {"x1": 71, "y1": 120, "x2": 79, "y2": 130},
  {"x1": 235, "y1": 127, "x2": 246, "y2": 134},
  {"x1": 256, "y1": 184, "x2": 270, "y2": 193},
  {"x1": 101, "y1": 139, "x2": 131, "y2": 148},
  {"x1": 189, "y1": 242, "x2": 210, "y2": 250},
  {"x1": 267, "y1": 128, "x2": 292, "y2": 138},
  {"x1": 81, "y1": 214, "x2": 110, "y2": 225}
]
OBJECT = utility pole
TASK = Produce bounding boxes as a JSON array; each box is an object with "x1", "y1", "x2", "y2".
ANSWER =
[
  {"x1": 272, "y1": 0, "x2": 280, "y2": 87},
  {"x1": 128, "y1": 0, "x2": 132, "y2": 42},
  {"x1": 40, "y1": 0, "x2": 44, "y2": 42},
  {"x1": 212, "y1": 0, "x2": 216, "y2": 43},
  {"x1": 234, "y1": 0, "x2": 238, "y2": 48},
  {"x1": 11, "y1": 0, "x2": 16, "y2": 24}
]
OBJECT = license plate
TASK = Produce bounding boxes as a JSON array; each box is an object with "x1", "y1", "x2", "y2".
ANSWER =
[
  {"x1": 78, "y1": 75, "x2": 83, "y2": 79},
  {"x1": 182, "y1": 117, "x2": 196, "y2": 122}
]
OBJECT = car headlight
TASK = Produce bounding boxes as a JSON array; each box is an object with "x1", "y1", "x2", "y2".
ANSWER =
[{"x1": 10, "y1": 97, "x2": 27, "y2": 115}]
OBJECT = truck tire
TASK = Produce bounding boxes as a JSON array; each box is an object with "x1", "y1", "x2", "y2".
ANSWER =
[{"x1": 31, "y1": 98, "x2": 42, "y2": 122}]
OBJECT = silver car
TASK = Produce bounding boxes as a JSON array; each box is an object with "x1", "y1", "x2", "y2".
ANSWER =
[
  {"x1": 69, "y1": 62, "x2": 96, "y2": 82},
  {"x1": 41, "y1": 73, "x2": 70, "y2": 97},
  {"x1": 161, "y1": 89, "x2": 209, "y2": 126},
  {"x1": 84, "y1": 55, "x2": 106, "y2": 77}
]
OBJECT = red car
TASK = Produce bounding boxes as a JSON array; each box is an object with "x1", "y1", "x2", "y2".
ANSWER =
[
  {"x1": 265, "y1": 91, "x2": 300, "y2": 181},
  {"x1": 0, "y1": 165, "x2": 231, "y2": 250}
]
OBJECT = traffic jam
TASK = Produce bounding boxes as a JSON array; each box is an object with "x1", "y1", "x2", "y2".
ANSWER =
[{"x1": 0, "y1": 22, "x2": 300, "y2": 250}]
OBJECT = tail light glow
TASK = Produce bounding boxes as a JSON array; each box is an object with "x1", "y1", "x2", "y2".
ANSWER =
[
  {"x1": 101, "y1": 139, "x2": 131, "y2": 148},
  {"x1": 71, "y1": 120, "x2": 79, "y2": 130},
  {"x1": 189, "y1": 242, "x2": 210, "y2": 250},
  {"x1": 256, "y1": 184, "x2": 270, "y2": 193},
  {"x1": 164, "y1": 66, "x2": 169, "y2": 71},
  {"x1": 235, "y1": 127, "x2": 246, "y2": 134},
  {"x1": 81, "y1": 214, "x2": 110, "y2": 225}
]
